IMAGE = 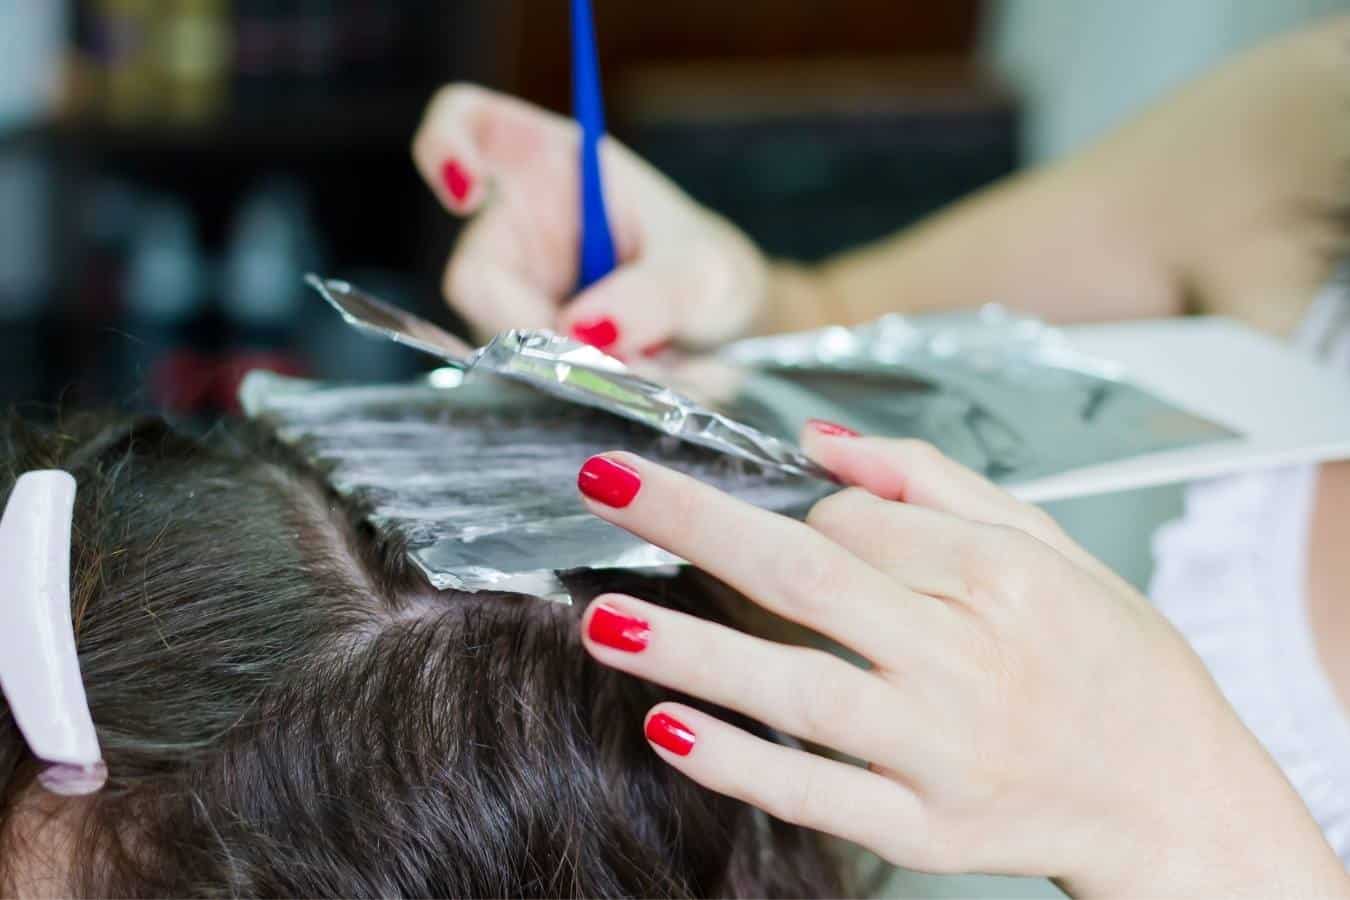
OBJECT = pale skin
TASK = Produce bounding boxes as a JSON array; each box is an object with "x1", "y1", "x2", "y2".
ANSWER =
[
  {"x1": 575, "y1": 431, "x2": 1350, "y2": 898},
  {"x1": 423, "y1": 14, "x2": 1350, "y2": 895}
]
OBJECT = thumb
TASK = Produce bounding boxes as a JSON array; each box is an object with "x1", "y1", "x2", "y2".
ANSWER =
[
  {"x1": 557, "y1": 260, "x2": 687, "y2": 360},
  {"x1": 412, "y1": 83, "x2": 577, "y2": 217}
]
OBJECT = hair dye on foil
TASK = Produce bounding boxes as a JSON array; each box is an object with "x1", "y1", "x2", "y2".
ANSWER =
[
  {"x1": 306, "y1": 276, "x2": 832, "y2": 481},
  {"x1": 245, "y1": 277, "x2": 1236, "y2": 597},
  {"x1": 241, "y1": 373, "x2": 829, "y2": 600}
]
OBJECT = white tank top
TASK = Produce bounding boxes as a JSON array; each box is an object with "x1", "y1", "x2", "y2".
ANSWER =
[{"x1": 1150, "y1": 272, "x2": 1350, "y2": 862}]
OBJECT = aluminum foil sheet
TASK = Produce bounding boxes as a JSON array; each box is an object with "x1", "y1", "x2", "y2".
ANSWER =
[
  {"x1": 241, "y1": 372, "x2": 829, "y2": 600},
  {"x1": 307, "y1": 276, "x2": 831, "y2": 480},
  {"x1": 246, "y1": 277, "x2": 1236, "y2": 598},
  {"x1": 710, "y1": 307, "x2": 1237, "y2": 484}
]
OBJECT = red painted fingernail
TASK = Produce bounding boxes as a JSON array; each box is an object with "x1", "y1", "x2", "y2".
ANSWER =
[
  {"x1": 441, "y1": 159, "x2": 472, "y2": 204},
  {"x1": 640, "y1": 340, "x2": 670, "y2": 359},
  {"x1": 807, "y1": 418, "x2": 860, "y2": 438},
  {"x1": 587, "y1": 602, "x2": 650, "y2": 652},
  {"x1": 578, "y1": 456, "x2": 641, "y2": 508},
  {"x1": 571, "y1": 317, "x2": 620, "y2": 350},
  {"x1": 646, "y1": 712, "x2": 696, "y2": 756}
]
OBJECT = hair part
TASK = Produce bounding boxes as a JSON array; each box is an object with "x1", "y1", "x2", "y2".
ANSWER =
[{"x1": 0, "y1": 412, "x2": 842, "y2": 897}]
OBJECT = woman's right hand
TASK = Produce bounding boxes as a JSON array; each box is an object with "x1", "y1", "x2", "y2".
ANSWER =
[{"x1": 412, "y1": 84, "x2": 769, "y2": 358}]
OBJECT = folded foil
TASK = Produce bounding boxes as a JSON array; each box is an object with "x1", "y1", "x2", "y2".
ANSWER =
[
  {"x1": 710, "y1": 307, "x2": 1236, "y2": 484},
  {"x1": 306, "y1": 276, "x2": 832, "y2": 480},
  {"x1": 240, "y1": 373, "x2": 829, "y2": 600},
  {"x1": 241, "y1": 279, "x2": 1236, "y2": 599}
]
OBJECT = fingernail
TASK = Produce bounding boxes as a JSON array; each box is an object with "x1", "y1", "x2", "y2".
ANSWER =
[
  {"x1": 807, "y1": 418, "x2": 860, "y2": 438},
  {"x1": 578, "y1": 455, "x2": 641, "y2": 508},
  {"x1": 571, "y1": 317, "x2": 620, "y2": 350},
  {"x1": 441, "y1": 159, "x2": 472, "y2": 205},
  {"x1": 640, "y1": 340, "x2": 670, "y2": 359},
  {"x1": 646, "y1": 712, "x2": 696, "y2": 756},
  {"x1": 587, "y1": 602, "x2": 650, "y2": 652}
]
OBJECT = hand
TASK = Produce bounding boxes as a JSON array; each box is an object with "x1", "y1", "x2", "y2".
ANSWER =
[
  {"x1": 412, "y1": 84, "x2": 769, "y2": 357},
  {"x1": 574, "y1": 427, "x2": 1348, "y2": 897}
]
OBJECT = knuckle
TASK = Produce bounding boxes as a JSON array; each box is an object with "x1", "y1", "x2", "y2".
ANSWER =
[
  {"x1": 430, "y1": 81, "x2": 483, "y2": 116},
  {"x1": 664, "y1": 476, "x2": 707, "y2": 540},
  {"x1": 997, "y1": 525, "x2": 1054, "y2": 590},
  {"x1": 985, "y1": 521, "x2": 1040, "y2": 559},
  {"x1": 1008, "y1": 503, "x2": 1063, "y2": 543},
  {"x1": 787, "y1": 651, "x2": 856, "y2": 740},
  {"x1": 418, "y1": 84, "x2": 462, "y2": 141},
  {"x1": 896, "y1": 438, "x2": 945, "y2": 469},
  {"x1": 804, "y1": 487, "x2": 870, "y2": 537},
  {"x1": 765, "y1": 540, "x2": 841, "y2": 619},
  {"x1": 418, "y1": 83, "x2": 491, "y2": 152},
  {"x1": 956, "y1": 523, "x2": 1040, "y2": 604},
  {"x1": 777, "y1": 756, "x2": 830, "y2": 829},
  {"x1": 983, "y1": 520, "x2": 1036, "y2": 556}
]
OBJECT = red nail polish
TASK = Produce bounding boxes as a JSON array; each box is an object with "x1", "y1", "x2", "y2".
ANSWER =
[
  {"x1": 646, "y1": 712, "x2": 696, "y2": 756},
  {"x1": 571, "y1": 317, "x2": 620, "y2": 350},
  {"x1": 640, "y1": 340, "x2": 670, "y2": 359},
  {"x1": 807, "y1": 418, "x2": 860, "y2": 438},
  {"x1": 587, "y1": 602, "x2": 650, "y2": 652},
  {"x1": 441, "y1": 159, "x2": 472, "y2": 204},
  {"x1": 578, "y1": 456, "x2": 641, "y2": 508}
]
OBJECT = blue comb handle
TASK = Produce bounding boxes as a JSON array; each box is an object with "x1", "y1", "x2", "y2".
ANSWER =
[{"x1": 572, "y1": 0, "x2": 617, "y2": 293}]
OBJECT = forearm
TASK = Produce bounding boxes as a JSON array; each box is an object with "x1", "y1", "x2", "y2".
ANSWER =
[
  {"x1": 755, "y1": 159, "x2": 1182, "y2": 335},
  {"x1": 755, "y1": 15, "x2": 1350, "y2": 337}
]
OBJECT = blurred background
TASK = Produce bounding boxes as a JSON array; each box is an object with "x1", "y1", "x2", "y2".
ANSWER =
[{"x1": 2, "y1": 0, "x2": 1343, "y2": 416}]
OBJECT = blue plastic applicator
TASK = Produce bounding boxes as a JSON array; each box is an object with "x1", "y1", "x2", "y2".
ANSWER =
[{"x1": 572, "y1": 0, "x2": 617, "y2": 292}]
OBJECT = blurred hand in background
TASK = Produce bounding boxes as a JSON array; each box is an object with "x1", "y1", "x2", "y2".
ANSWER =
[
  {"x1": 416, "y1": 16, "x2": 1350, "y2": 351},
  {"x1": 412, "y1": 84, "x2": 768, "y2": 359}
]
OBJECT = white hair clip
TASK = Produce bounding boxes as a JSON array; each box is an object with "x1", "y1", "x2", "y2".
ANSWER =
[{"x1": 0, "y1": 471, "x2": 105, "y2": 795}]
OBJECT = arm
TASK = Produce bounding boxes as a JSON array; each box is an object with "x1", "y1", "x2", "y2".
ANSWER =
[
  {"x1": 762, "y1": 15, "x2": 1350, "y2": 336},
  {"x1": 419, "y1": 18, "x2": 1348, "y2": 355}
]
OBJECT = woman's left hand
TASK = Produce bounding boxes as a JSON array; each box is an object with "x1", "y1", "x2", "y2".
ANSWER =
[{"x1": 576, "y1": 426, "x2": 1347, "y2": 898}]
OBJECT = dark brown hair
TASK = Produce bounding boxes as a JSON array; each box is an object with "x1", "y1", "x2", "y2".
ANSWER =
[{"x1": 0, "y1": 412, "x2": 842, "y2": 897}]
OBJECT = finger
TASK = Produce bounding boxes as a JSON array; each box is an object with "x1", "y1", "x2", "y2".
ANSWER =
[
  {"x1": 445, "y1": 225, "x2": 558, "y2": 340},
  {"x1": 804, "y1": 488, "x2": 979, "y2": 602},
  {"x1": 804, "y1": 466, "x2": 1124, "y2": 621},
  {"x1": 412, "y1": 82, "x2": 576, "y2": 216},
  {"x1": 582, "y1": 594, "x2": 931, "y2": 769},
  {"x1": 557, "y1": 261, "x2": 683, "y2": 357},
  {"x1": 800, "y1": 429, "x2": 1091, "y2": 567},
  {"x1": 576, "y1": 452, "x2": 956, "y2": 663},
  {"x1": 412, "y1": 83, "x2": 494, "y2": 214},
  {"x1": 640, "y1": 703, "x2": 924, "y2": 861}
]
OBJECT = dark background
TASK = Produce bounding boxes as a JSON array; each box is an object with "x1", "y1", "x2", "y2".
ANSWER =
[{"x1": 0, "y1": 0, "x2": 1016, "y2": 416}]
